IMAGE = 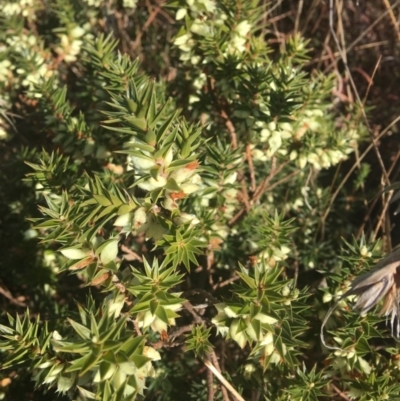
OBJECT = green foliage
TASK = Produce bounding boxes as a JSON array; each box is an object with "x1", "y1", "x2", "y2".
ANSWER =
[
  {"x1": 213, "y1": 262, "x2": 305, "y2": 370},
  {"x1": 0, "y1": 0, "x2": 395, "y2": 400},
  {"x1": 185, "y1": 324, "x2": 213, "y2": 357}
]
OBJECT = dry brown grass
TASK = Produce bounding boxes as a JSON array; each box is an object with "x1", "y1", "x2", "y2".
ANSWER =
[{"x1": 264, "y1": 0, "x2": 400, "y2": 250}]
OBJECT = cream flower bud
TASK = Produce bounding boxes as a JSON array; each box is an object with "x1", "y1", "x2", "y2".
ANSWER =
[
  {"x1": 138, "y1": 176, "x2": 167, "y2": 191},
  {"x1": 170, "y1": 167, "x2": 197, "y2": 184},
  {"x1": 163, "y1": 197, "x2": 178, "y2": 211},
  {"x1": 322, "y1": 292, "x2": 333, "y2": 303},
  {"x1": 129, "y1": 154, "x2": 155, "y2": 173},
  {"x1": 173, "y1": 213, "x2": 200, "y2": 226}
]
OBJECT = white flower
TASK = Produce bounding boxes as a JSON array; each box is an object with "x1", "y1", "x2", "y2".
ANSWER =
[
  {"x1": 189, "y1": 95, "x2": 200, "y2": 104},
  {"x1": 260, "y1": 331, "x2": 273, "y2": 346},
  {"x1": 254, "y1": 313, "x2": 278, "y2": 324},
  {"x1": 224, "y1": 172, "x2": 237, "y2": 185},
  {"x1": 236, "y1": 20, "x2": 251, "y2": 37},
  {"x1": 143, "y1": 346, "x2": 161, "y2": 361},
  {"x1": 199, "y1": 0, "x2": 216, "y2": 12},
  {"x1": 176, "y1": 8, "x2": 187, "y2": 20},
  {"x1": 290, "y1": 150, "x2": 298, "y2": 161},
  {"x1": 70, "y1": 26, "x2": 85, "y2": 39},
  {"x1": 298, "y1": 154, "x2": 307, "y2": 169},
  {"x1": 128, "y1": 151, "x2": 155, "y2": 172},
  {"x1": 264, "y1": 342, "x2": 275, "y2": 356},
  {"x1": 223, "y1": 188, "x2": 238, "y2": 202},
  {"x1": 163, "y1": 196, "x2": 178, "y2": 211},
  {"x1": 114, "y1": 212, "x2": 132, "y2": 227},
  {"x1": 173, "y1": 213, "x2": 200, "y2": 226},
  {"x1": 133, "y1": 207, "x2": 147, "y2": 229},
  {"x1": 0, "y1": 60, "x2": 12, "y2": 82},
  {"x1": 191, "y1": 19, "x2": 212, "y2": 36},
  {"x1": 360, "y1": 246, "x2": 371, "y2": 257},
  {"x1": 230, "y1": 318, "x2": 247, "y2": 348},
  {"x1": 123, "y1": 0, "x2": 138, "y2": 7},
  {"x1": 223, "y1": 305, "x2": 238, "y2": 318},
  {"x1": 180, "y1": 182, "x2": 200, "y2": 194},
  {"x1": 138, "y1": 176, "x2": 167, "y2": 191},
  {"x1": 251, "y1": 148, "x2": 268, "y2": 162},
  {"x1": 52, "y1": 330, "x2": 63, "y2": 340},
  {"x1": 174, "y1": 33, "x2": 194, "y2": 52},
  {"x1": 193, "y1": 73, "x2": 207, "y2": 90},
  {"x1": 304, "y1": 109, "x2": 324, "y2": 117},
  {"x1": 162, "y1": 147, "x2": 174, "y2": 168},
  {"x1": 322, "y1": 292, "x2": 333, "y2": 303},
  {"x1": 170, "y1": 167, "x2": 198, "y2": 184},
  {"x1": 191, "y1": 55, "x2": 201, "y2": 65},
  {"x1": 268, "y1": 131, "x2": 282, "y2": 155}
]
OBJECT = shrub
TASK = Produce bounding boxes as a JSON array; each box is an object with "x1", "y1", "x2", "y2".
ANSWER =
[{"x1": 0, "y1": 1, "x2": 397, "y2": 400}]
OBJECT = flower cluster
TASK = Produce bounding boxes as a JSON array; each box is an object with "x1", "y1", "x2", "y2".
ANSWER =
[
  {"x1": 114, "y1": 206, "x2": 168, "y2": 240},
  {"x1": 135, "y1": 302, "x2": 182, "y2": 333},
  {"x1": 55, "y1": 25, "x2": 90, "y2": 63},
  {"x1": 3, "y1": 0, "x2": 36, "y2": 18},
  {"x1": 1, "y1": 33, "x2": 53, "y2": 94},
  {"x1": 174, "y1": 0, "x2": 252, "y2": 63},
  {"x1": 252, "y1": 109, "x2": 359, "y2": 170},
  {"x1": 212, "y1": 303, "x2": 277, "y2": 347}
]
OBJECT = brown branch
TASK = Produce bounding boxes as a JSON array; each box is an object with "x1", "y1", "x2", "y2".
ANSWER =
[
  {"x1": 227, "y1": 208, "x2": 246, "y2": 227},
  {"x1": 331, "y1": 383, "x2": 351, "y2": 401},
  {"x1": 207, "y1": 367, "x2": 215, "y2": 401},
  {"x1": 356, "y1": 149, "x2": 400, "y2": 240},
  {"x1": 151, "y1": 325, "x2": 192, "y2": 349},
  {"x1": 382, "y1": 0, "x2": 400, "y2": 42},
  {"x1": 183, "y1": 301, "x2": 203, "y2": 324},
  {"x1": 220, "y1": 108, "x2": 237, "y2": 150},
  {"x1": 209, "y1": 350, "x2": 230, "y2": 401},
  {"x1": 320, "y1": 115, "x2": 400, "y2": 235},
  {"x1": 120, "y1": 244, "x2": 143, "y2": 262},
  {"x1": 184, "y1": 288, "x2": 220, "y2": 304},
  {"x1": 212, "y1": 275, "x2": 240, "y2": 290},
  {"x1": 0, "y1": 284, "x2": 26, "y2": 307},
  {"x1": 329, "y1": 0, "x2": 390, "y2": 186},
  {"x1": 128, "y1": 317, "x2": 143, "y2": 337},
  {"x1": 252, "y1": 158, "x2": 287, "y2": 201},
  {"x1": 204, "y1": 359, "x2": 243, "y2": 401},
  {"x1": 246, "y1": 143, "x2": 256, "y2": 192},
  {"x1": 228, "y1": 158, "x2": 290, "y2": 227}
]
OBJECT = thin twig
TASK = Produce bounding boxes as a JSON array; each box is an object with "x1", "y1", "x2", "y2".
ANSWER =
[
  {"x1": 204, "y1": 359, "x2": 245, "y2": 401},
  {"x1": 382, "y1": 0, "x2": 400, "y2": 41},
  {"x1": 228, "y1": 159, "x2": 292, "y2": 226},
  {"x1": 209, "y1": 351, "x2": 230, "y2": 401},
  {"x1": 306, "y1": 41, "x2": 389, "y2": 67},
  {"x1": 294, "y1": 0, "x2": 304, "y2": 34},
  {"x1": 183, "y1": 301, "x2": 203, "y2": 324},
  {"x1": 212, "y1": 275, "x2": 240, "y2": 290},
  {"x1": 246, "y1": 143, "x2": 256, "y2": 192},
  {"x1": 371, "y1": 149, "x2": 400, "y2": 243},
  {"x1": 263, "y1": 169, "x2": 299, "y2": 193},
  {"x1": 356, "y1": 151, "x2": 400, "y2": 240},
  {"x1": 252, "y1": 158, "x2": 284, "y2": 201},
  {"x1": 331, "y1": 383, "x2": 351, "y2": 401},
  {"x1": 321, "y1": 2, "x2": 400, "y2": 73},
  {"x1": 207, "y1": 367, "x2": 215, "y2": 401},
  {"x1": 0, "y1": 284, "x2": 26, "y2": 307},
  {"x1": 329, "y1": 0, "x2": 390, "y2": 184},
  {"x1": 371, "y1": 187, "x2": 393, "y2": 242},
  {"x1": 120, "y1": 244, "x2": 143, "y2": 262},
  {"x1": 320, "y1": 115, "x2": 400, "y2": 233},
  {"x1": 128, "y1": 317, "x2": 143, "y2": 337},
  {"x1": 151, "y1": 325, "x2": 193, "y2": 349},
  {"x1": 220, "y1": 109, "x2": 237, "y2": 150}
]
